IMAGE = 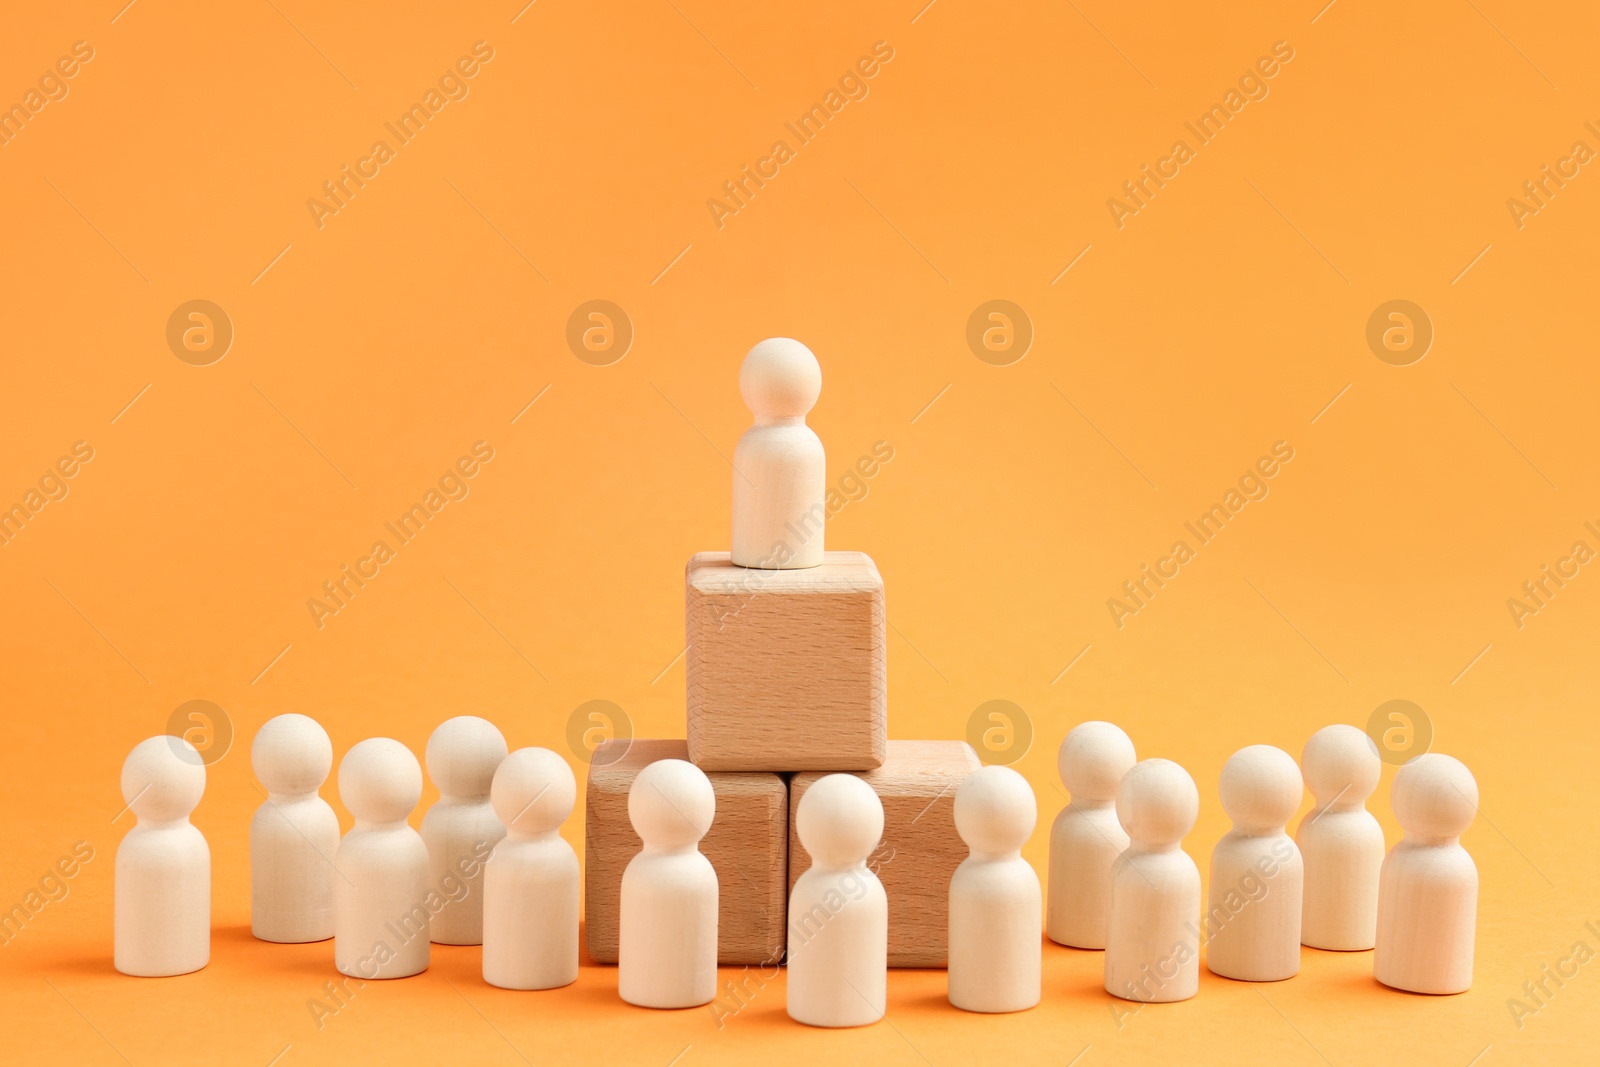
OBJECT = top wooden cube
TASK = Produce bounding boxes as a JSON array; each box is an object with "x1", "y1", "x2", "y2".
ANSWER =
[{"x1": 686, "y1": 551, "x2": 886, "y2": 771}]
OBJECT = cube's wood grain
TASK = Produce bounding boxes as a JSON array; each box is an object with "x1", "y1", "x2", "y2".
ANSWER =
[
  {"x1": 788, "y1": 740, "x2": 981, "y2": 968},
  {"x1": 686, "y1": 550, "x2": 886, "y2": 772},
  {"x1": 584, "y1": 739, "x2": 787, "y2": 966}
]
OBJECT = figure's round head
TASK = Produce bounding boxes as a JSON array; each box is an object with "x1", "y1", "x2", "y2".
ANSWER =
[
  {"x1": 491, "y1": 747, "x2": 576, "y2": 835},
  {"x1": 251, "y1": 713, "x2": 333, "y2": 795},
  {"x1": 1058, "y1": 721, "x2": 1137, "y2": 801},
  {"x1": 797, "y1": 773, "x2": 883, "y2": 868},
  {"x1": 739, "y1": 338, "x2": 821, "y2": 420},
  {"x1": 1392, "y1": 753, "x2": 1477, "y2": 840},
  {"x1": 123, "y1": 736, "x2": 205, "y2": 821},
  {"x1": 425, "y1": 716, "x2": 508, "y2": 798},
  {"x1": 1219, "y1": 745, "x2": 1303, "y2": 831},
  {"x1": 1301, "y1": 724, "x2": 1380, "y2": 807},
  {"x1": 1116, "y1": 758, "x2": 1198, "y2": 847},
  {"x1": 339, "y1": 738, "x2": 422, "y2": 824},
  {"x1": 628, "y1": 759, "x2": 714, "y2": 849},
  {"x1": 954, "y1": 765, "x2": 1036, "y2": 854}
]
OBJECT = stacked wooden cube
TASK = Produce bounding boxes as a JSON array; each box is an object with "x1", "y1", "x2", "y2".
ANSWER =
[{"x1": 584, "y1": 550, "x2": 980, "y2": 967}]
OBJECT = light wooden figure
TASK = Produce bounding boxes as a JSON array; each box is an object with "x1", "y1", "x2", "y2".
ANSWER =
[
  {"x1": 421, "y1": 715, "x2": 507, "y2": 945},
  {"x1": 1206, "y1": 744, "x2": 1304, "y2": 981},
  {"x1": 483, "y1": 747, "x2": 579, "y2": 990},
  {"x1": 949, "y1": 765, "x2": 1041, "y2": 1013},
  {"x1": 619, "y1": 759, "x2": 718, "y2": 1008},
  {"x1": 788, "y1": 773, "x2": 887, "y2": 1028},
  {"x1": 1374, "y1": 753, "x2": 1478, "y2": 994},
  {"x1": 687, "y1": 551, "x2": 885, "y2": 771},
  {"x1": 585, "y1": 739, "x2": 786, "y2": 965},
  {"x1": 334, "y1": 738, "x2": 430, "y2": 979},
  {"x1": 1047, "y1": 721, "x2": 1136, "y2": 949},
  {"x1": 731, "y1": 337, "x2": 825, "y2": 569},
  {"x1": 250, "y1": 713, "x2": 339, "y2": 943},
  {"x1": 115, "y1": 736, "x2": 209, "y2": 977},
  {"x1": 1296, "y1": 724, "x2": 1383, "y2": 950},
  {"x1": 789, "y1": 740, "x2": 980, "y2": 967},
  {"x1": 1105, "y1": 758, "x2": 1200, "y2": 1003}
]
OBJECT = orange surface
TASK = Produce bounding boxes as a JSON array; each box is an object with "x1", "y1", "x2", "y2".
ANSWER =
[{"x1": 2, "y1": 1, "x2": 1597, "y2": 1064}]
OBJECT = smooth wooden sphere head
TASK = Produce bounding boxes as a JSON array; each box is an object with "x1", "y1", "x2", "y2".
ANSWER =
[
  {"x1": 628, "y1": 758, "x2": 714, "y2": 849},
  {"x1": 955, "y1": 765, "x2": 1037, "y2": 853},
  {"x1": 1219, "y1": 744, "x2": 1303, "y2": 831},
  {"x1": 491, "y1": 747, "x2": 575, "y2": 835},
  {"x1": 1116, "y1": 758, "x2": 1198, "y2": 847},
  {"x1": 425, "y1": 715, "x2": 508, "y2": 797},
  {"x1": 1392, "y1": 753, "x2": 1478, "y2": 839},
  {"x1": 251, "y1": 713, "x2": 332, "y2": 795},
  {"x1": 339, "y1": 738, "x2": 422, "y2": 823},
  {"x1": 739, "y1": 338, "x2": 821, "y2": 419},
  {"x1": 1301, "y1": 724, "x2": 1380, "y2": 806},
  {"x1": 122, "y1": 736, "x2": 205, "y2": 820},
  {"x1": 1058, "y1": 720, "x2": 1137, "y2": 801},
  {"x1": 797, "y1": 773, "x2": 883, "y2": 867}
]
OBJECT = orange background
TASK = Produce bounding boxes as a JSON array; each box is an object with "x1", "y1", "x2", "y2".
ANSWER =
[{"x1": 2, "y1": 1, "x2": 1597, "y2": 1064}]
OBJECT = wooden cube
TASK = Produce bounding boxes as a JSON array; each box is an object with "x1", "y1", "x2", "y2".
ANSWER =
[
  {"x1": 686, "y1": 550, "x2": 886, "y2": 771},
  {"x1": 788, "y1": 740, "x2": 981, "y2": 968},
  {"x1": 584, "y1": 738, "x2": 787, "y2": 965}
]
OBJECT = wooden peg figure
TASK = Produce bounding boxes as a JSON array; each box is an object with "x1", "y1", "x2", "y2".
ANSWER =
[
  {"x1": 115, "y1": 736, "x2": 210, "y2": 976},
  {"x1": 483, "y1": 747, "x2": 579, "y2": 990},
  {"x1": 251, "y1": 713, "x2": 339, "y2": 943},
  {"x1": 334, "y1": 738, "x2": 430, "y2": 979},
  {"x1": 1296, "y1": 725, "x2": 1383, "y2": 951},
  {"x1": 949, "y1": 765, "x2": 1041, "y2": 1012},
  {"x1": 788, "y1": 772, "x2": 887, "y2": 1027},
  {"x1": 1206, "y1": 745, "x2": 1304, "y2": 982},
  {"x1": 1105, "y1": 758, "x2": 1200, "y2": 1003},
  {"x1": 619, "y1": 759, "x2": 718, "y2": 1008},
  {"x1": 421, "y1": 715, "x2": 508, "y2": 945},
  {"x1": 1374, "y1": 753, "x2": 1478, "y2": 994},
  {"x1": 731, "y1": 338, "x2": 825, "y2": 569},
  {"x1": 1047, "y1": 721, "x2": 1136, "y2": 949}
]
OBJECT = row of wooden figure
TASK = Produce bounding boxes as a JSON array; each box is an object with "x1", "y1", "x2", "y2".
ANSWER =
[{"x1": 114, "y1": 715, "x2": 1478, "y2": 1024}]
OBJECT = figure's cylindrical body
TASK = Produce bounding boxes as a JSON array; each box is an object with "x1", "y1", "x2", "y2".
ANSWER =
[
  {"x1": 483, "y1": 835, "x2": 579, "y2": 990},
  {"x1": 334, "y1": 828, "x2": 431, "y2": 979},
  {"x1": 421, "y1": 798, "x2": 504, "y2": 945},
  {"x1": 251, "y1": 792, "x2": 338, "y2": 943},
  {"x1": 1046, "y1": 800, "x2": 1127, "y2": 949},
  {"x1": 1374, "y1": 842, "x2": 1477, "y2": 994},
  {"x1": 787, "y1": 866, "x2": 888, "y2": 1026},
  {"x1": 949, "y1": 855, "x2": 1041, "y2": 1011},
  {"x1": 731, "y1": 422, "x2": 826, "y2": 568},
  {"x1": 115, "y1": 824, "x2": 210, "y2": 977},
  {"x1": 1298, "y1": 807, "x2": 1383, "y2": 950},
  {"x1": 1206, "y1": 832, "x2": 1303, "y2": 981},
  {"x1": 618, "y1": 849, "x2": 718, "y2": 1007},
  {"x1": 1104, "y1": 848, "x2": 1200, "y2": 1002}
]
